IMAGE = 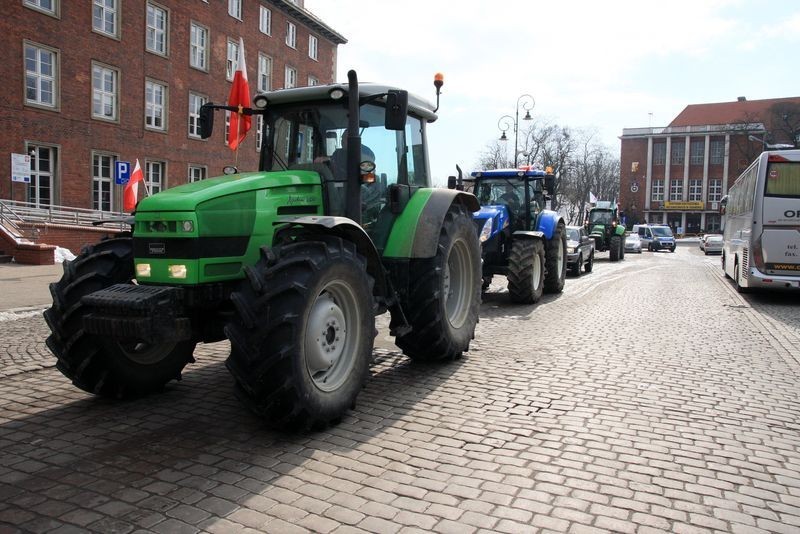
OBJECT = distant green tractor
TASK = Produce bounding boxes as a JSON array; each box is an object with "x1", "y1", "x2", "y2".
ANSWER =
[
  {"x1": 587, "y1": 201, "x2": 626, "y2": 261},
  {"x1": 44, "y1": 71, "x2": 482, "y2": 430}
]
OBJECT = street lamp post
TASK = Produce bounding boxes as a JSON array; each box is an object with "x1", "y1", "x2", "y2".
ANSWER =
[
  {"x1": 498, "y1": 94, "x2": 535, "y2": 167},
  {"x1": 747, "y1": 134, "x2": 794, "y2": 150}
]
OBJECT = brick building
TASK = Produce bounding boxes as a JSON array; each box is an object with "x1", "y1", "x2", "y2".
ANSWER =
[
  {"x1": 0, "y1": 0, "x2": 345, "y2": 212},
  {"x1": 619, "y1": 96, "x2": 800, "y2": 235}
]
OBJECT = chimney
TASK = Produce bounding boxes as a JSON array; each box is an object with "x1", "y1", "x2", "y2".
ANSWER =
[{"x1": 737, "y1": 96, "x2": 747, "y2": 102}]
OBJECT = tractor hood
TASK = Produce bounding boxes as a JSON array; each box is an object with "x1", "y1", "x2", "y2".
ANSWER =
[
  {"x1": 473, "y1": 204, "x2": 508, "y2": 223},
  {"x1": 135, "y1": 170, "x2": 322, "y2": 212}
]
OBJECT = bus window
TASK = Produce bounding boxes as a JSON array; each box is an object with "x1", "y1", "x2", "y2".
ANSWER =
[{"x1": 765, "y1": 162, "x2": 800, "y2": 197}]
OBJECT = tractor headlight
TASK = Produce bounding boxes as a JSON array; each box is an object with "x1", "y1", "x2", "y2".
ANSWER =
[
  {"x1": 168, "y1": 265, "x2": 188, "y2": 279},
  {"x1": 136, "y1": 263, "x2": 151, "y2": 278},
  {"x1": 181, "y1": 220, "x2": 194, "y2": 232},
  {"x1": 479, "y1": 219, "x2": 493, "y2": 243}
]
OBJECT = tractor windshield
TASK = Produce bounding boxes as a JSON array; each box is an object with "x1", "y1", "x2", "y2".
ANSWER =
[
  {"x1": 589, "y1": 209, "x2": 614, "y2": 225},
  {"x1": 262, "y1": 102, "x2": 429, "y2": 189}
]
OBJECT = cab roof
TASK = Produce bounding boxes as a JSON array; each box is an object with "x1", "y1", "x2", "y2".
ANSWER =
[{"x1": 254, "y1": 82, "x2": 438, "y2": 122}]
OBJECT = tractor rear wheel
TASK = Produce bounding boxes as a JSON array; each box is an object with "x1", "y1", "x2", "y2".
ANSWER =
[
  {"x1": 395, "y1": 204, "x2": 481, "y2": 361},
  {"x1": 507, "y1": 238, "x2": 545, "y2": 304},
  {"x1": 225, "y1": 237, "x2": 375, "y2": 430},
  {"x1": 619, "y1": 236, "x2": 626, "y2": 260},
  {"x1": 544, "y1": 221, "x2": 567, "y2": 293},
  {"x1": 609, "y1": 235, "x2": 621, "y2": 261},
  {"x1": 43, "y1": 236, "x2": 196, "y2": 397}
]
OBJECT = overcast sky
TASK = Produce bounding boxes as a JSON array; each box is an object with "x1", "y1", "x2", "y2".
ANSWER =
[{"x1": 305, "y1": 0, "x2": 800, "y2": 184}]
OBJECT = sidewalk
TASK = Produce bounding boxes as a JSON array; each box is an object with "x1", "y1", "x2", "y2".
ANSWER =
[{"x1": 0, "y1": 262, "x2": 62, "y2": 311}]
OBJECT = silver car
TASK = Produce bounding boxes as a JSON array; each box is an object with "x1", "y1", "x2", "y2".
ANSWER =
[
  {"x1": 703, "y1": 235, "x2": 723, "y2": 255},
  {"x1": 624, "y1": 233, "x2": 642, "y2": 253}
]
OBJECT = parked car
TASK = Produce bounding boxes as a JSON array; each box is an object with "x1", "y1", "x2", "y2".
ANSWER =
[
  {"x1": 637, "y1": 224, "x2": 676, "y2": 252},
  {"x1": 703, "y1": 234, "x2": 724, "y2": 255},
  {"x1": 624, "y1": 233, "x2": 642, "y2": 253},
  {"x1": 566, "y1": 225, "x2": 595, "y2": 276},
  {"x1": 699, "y1": 233, "x2": 722, "y2": 251}
]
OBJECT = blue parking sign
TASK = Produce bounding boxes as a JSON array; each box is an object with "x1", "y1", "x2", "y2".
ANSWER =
[{"x1": 115, "y1": 161, "x2": 131, "y2": 185}]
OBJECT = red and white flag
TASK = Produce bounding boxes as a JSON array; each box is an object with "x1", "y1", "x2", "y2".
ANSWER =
[
  {"x1": 227, "y1": 37, "x2": 251, "y2": 150},
  {"x1": 123, "y1": 159, "x2": 144, "y2": 212}
]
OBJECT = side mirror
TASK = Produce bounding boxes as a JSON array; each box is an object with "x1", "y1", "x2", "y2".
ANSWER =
[
  {"x1": 447, "y1": 176, "x2": 457, "y2": 190},
  {"x1": 199, "y1": 103, "x2": 215, "y2": 139},
  {"x1": 385, "y1": 90, "x2": 408, "y2": 131}
]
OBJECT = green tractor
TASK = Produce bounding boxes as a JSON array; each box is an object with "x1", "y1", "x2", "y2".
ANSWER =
[
  {"x1": 586, "y1": 201, "x2": 626, "y2": 261},
  {"x1": 44, "y1": 71, "x2": 482, "y2": 430}
]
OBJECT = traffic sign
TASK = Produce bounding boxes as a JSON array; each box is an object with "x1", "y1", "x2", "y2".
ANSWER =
[{"x1": 115, "y1": 161, "x2": 131, "y2": 185}]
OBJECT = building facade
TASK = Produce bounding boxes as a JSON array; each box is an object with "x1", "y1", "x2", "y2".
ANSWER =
[
  {"x1": 0, "y1": 0, "x2": 345, "y2": 212},
  {"x1": 619, "y1": 96, "x2": 800, "y2": 235}
]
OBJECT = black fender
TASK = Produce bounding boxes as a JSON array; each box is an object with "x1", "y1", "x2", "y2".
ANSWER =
[{"x1": 274, "y1": 216, "x2": 388, "y2": 299}]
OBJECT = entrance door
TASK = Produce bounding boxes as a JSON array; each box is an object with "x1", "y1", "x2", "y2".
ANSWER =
[{"x1": 28, "y1": 145, "x2": 55, "y2": 207}]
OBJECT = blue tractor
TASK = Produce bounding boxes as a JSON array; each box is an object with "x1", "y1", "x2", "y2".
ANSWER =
[{"x1": 466, "y1": 168, "x2": 567, "y2": 303}]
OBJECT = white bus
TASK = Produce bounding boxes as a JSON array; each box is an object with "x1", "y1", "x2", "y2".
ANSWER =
[{"x1": 721, "y1": 149, "x2": 800, "y2": 291}]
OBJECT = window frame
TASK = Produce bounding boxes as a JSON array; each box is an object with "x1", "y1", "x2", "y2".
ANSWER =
[
  {"x1": 671, "y1": 141, "x2": 685, "y2": 166},
  {"x1": 92, "y1": 0, "x2": 119, "y2": 39},
  {"x1": 669, "y1": 178, "x2": 683, "y2": 201},
  {"x1": 259, "y1": 6, "x2": 272, "y2": 35},
  {"x1": 689, "y1": 139, "x2": 704, "y2": 165},
  {"x1": 651, "y1": 179, "x2": 664, "y2": 202},
  {"x1": 308, "y1": 34, "x2": 318, "y2": 61},
  {"x1": 708, "y1": 178, "x2": 722, "y2": 203},
  {"x1": 227, "y1": 0, "x2": 241, "y2": 20},
  {"x1": 91, "y1": 150, "x2": 117, "y2": 212},
  {"x1": 188, "y1": 164, "x2": 207, "y2": 183},
  {"x1": 652, "y1": 142, "x2": 666, "y2": 166},
  {"x1": 226, "y1": 38, "x2": 239, "y2": 81},
  {"x1": 710, "y1": 139, "x2": 725, "y2": 165},
  {"x1": 688, "y1": 178, "x2": 702, "y2": 202},
  {"x1": 307, "y1": 75, "x2": 319, "y2": 87},
  {"x1": 285, "y1": 21, "x2": 297, "y2": 49},
  {"x1": 284, "y1": 65, "x2": 297, "y2": 89},
  {"x1": 145, "y1": 159, "x2": 166, "y2": 194},
  {"x1": 91, "y1": 61, "x2": 120, "y2": 123},
  {"x1": 144, "y1": 78, "x2": 168, "y2": 132},
  {"x1": 188, "y1": 91, "x2": 207, "y2": 139},
  {"x1": 257, "y1": 53, "x2": 272, "y2": 93},
  {"x1": 26, "y1": 142, "x2": 58, "y2": 208},
  {"x1": 23, "y1": 0, "x2": 59, "y2": 18},
  {"x1": 23, "y1": 40, "x2": 59, "y2": 111},
  {"x1": 145, "y1": 1, "x2": 169, "y2": 57},
  {"x1": 189, "y1": 21, "x2": 209, "y2": 72}
]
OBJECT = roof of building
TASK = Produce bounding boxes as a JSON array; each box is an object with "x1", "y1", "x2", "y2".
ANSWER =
[
  {"x1": 669, "y1": 96, "x2": 800, "y2": 127},
  {"x1": 276, "y1": 1, "x2": 347, "y2": 45}
]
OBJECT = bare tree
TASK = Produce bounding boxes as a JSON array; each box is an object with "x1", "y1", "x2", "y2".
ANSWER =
[{"x1": 475, "y1": 140, "x2": 511, "y2": 170}]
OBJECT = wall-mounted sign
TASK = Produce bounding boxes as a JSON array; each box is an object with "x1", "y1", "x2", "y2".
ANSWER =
[
  {"x1": 630, "y1": 182, "x2": 639, "y2": 193},
  {"x1": 664, "y1": 201, "x2": 704, "y2": 210},
  {"x1": 11, "y1": 153, "x2": 31, "y2": 183}
]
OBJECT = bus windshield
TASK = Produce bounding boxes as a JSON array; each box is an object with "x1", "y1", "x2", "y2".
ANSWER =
[{"x1": 765, "y1": 162, "x2": 800, "y2": 197}]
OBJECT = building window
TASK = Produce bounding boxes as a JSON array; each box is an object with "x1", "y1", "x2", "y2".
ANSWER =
[
  {"x1": 146, "y1": 160, "x2": 165, "y2": 193},
  {"x1": 189, "y1": 22, "x2": 208, "y2": 71},
  {"x1": 307, "y1": 75, "x2": 319, "y2": 87},
  {"x1": 146, "y1": 2, "x2": 168, "y2": 56},
  {"x1": 669, "y1": 179, "x2": 683, "y2": 201},
  {"x1": 651, "y1": 179, "x2": 664, "y2": 202},
  {"x1": 24, "y1": 42, "x2": 57, "y2": 108},
  {"x1": 92, "y1": 152, "x2": 115, "y2": 211},
  {"x1": 255, "y1": 115, "x2": 263, "y2": 151},
  {"x1": 710, "y1": 139, "x2": 724, "y2": 165},
  {"x1": 285, "y1": 66, "x2": 297, "y2": 89},
  {"x1": 653, "y1": 142, "x2": 666, "y2": 165},
  {"x1": 24, "y1": 0, "x2": 57, "y2": 16},
  {"x1": 226, "y1": 39, "x2": 239, "y2": 81},
  {"x1": 188, "y1": 165, "x2": 206, "y2": 182},
  {"x1": 259, "y1": 6, "x2": 271, "y2": 35},
  {"x1": 708, "y1": 179, "x2": 722, "y2": 203},
  {"x1": 92, "y1": 63, "x2": 118, "y2": 121},
  {"x1": 690, "y1": 139, "x2": 704, "y2": 165},
  {"x1": 689, "y1": 179, "x2": 702, "y2": 201},
  {"x1": 92, "y1": 0, "x2": 118, "y2": 37},
  {"x1": 228, "y1": 0, "x2": 241, "y2": 19},
  {"x1": 145, "y1": 80, "x2": 167, "y2": 130},
  {"x1": 308, "y1": 35, "x2": 318, "y2": 61},
  {"x1": 28, "y1": 145, "x2": 55, "y2": 208},
  {"x1": 257, "y1": 54, "x2": 271, "y2": 92},
  {"x1": 188, "y1": 92, "x2": 206, "y2": 138},
  {"x1": 286, "y1": 22, "x2": 296, "y2": 48},
  {"x1": 706, "y1": 214, "x2": 721, "y2": 233},
  {"x1": 671, "y1": 141, "x2": 685, "y2": 166}
]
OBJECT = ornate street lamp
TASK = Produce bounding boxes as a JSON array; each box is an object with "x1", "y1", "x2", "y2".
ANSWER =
[{"x1": 497, "y1": 94, "x2": 535, "y2": 167}]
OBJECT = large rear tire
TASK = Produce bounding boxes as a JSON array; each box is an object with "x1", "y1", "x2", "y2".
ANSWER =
[
  {"x1": 395, "y1": 204, "x2": 481, "y2": 362},
  {"x1": 225, "y1": 237, "x2": 375, "y2": 430},
  {"x1": 609, "y1": 235, "x2": 621, "y2": 262},
  {"x1": 544, "y1": 221, "x2": 567, "y2": 293},
  {"x1": 619, "y1": 235, "x2": 626, "y2": 260},
  {"x1": 43, "y1": 236, "x2": 196, "y2": 397},
  {"x1": 507, "y1": 239, "x2": 545, "y2": 304}
]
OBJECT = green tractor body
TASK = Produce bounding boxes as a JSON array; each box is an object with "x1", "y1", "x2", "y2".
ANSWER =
[
  {"x1": 44, "y1": 71, "x2": 482, "y2": 430},
  {"x1": 587, "y1": 201, "x2": 626, "y2": 262}
]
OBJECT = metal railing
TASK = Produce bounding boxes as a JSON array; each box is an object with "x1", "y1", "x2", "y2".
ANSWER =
[{"x1": 0, "y1": 199, "x2": 128, "y2": 241}]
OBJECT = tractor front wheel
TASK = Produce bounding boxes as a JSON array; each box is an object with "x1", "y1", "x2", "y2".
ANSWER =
[
  {"x1": 544, "y1": 221, "x2": 567, "y2": 293},
  {"x1": 43, "y1": 236, "x2": 196, "y2": 397},
  {"x1": 507, "y1": 238, "x2": 545, "y2": 304},
  {"x1": 609, "y1": 235, "x2": 621, "y2": 261},
  {"x1": 225, "y1": 237, "x2": 375, "y2": 430},
  {"x1": 395, "y1": 204, "x2": 481, "y2": 362}
]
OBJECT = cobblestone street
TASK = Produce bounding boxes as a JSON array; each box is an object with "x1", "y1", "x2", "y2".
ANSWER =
[{"x1": 1, "y1": 245, "x2": 799, "y2": 533}]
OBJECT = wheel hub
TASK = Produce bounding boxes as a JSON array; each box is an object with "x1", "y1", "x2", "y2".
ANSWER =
[{"x1": 306, "y1": 293, "x2": 345, "y2": 375}]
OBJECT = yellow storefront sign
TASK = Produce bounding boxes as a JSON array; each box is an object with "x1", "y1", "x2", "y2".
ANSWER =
[{"x1": 664, "y1": 201, "x2": 704, "y2": 210}]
